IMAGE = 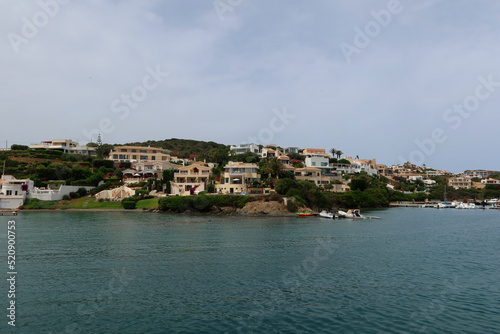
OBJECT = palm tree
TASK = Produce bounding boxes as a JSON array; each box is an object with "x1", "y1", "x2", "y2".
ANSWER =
[
  {"x1": 262, "y1": 157, "x2": 284, "y2": 179},
  {"x1": 336, "y1": 150, "x2": 343, "y2": 159},
  {"x1": 330, "y1": 148, "x2": 337, "y2": 158}
]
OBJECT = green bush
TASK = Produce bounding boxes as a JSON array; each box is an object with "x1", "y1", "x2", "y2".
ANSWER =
[
  {"x1": 122, "y1": 201, "x2": 136, "y2": 209},
  {"x1": 69, "y1": 192, "x2": 80, "y2": 199},
  {"x1": 23, "y1": 198, "x2": 58, "y2": 209},
  {"x1": 11, "y1": 144, "x2": 29, "y2": 150},
  {"x1": 62, "y1": 195, "x2": 71, "y2": 200},
  {"x1": 93, "y1": 159, "x2": 114, "y2": 169},
  {"x1": 158, "y1": 195, "x2": 254, "y2": 213},
  {"x1": 77, "y1": 187, "x2": 88, "y2": 197}
]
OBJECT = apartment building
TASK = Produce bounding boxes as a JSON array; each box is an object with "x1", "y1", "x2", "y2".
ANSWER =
[
  {"x1": 216, "y1": 162, "x2": 260, "y2": 194},
  {"x1": 448, "y1": 177, "x2": 473, "y2": 189},
  {"x1": 171, "y1": 163, "x2": 212, "y2": 196},
  {"x1": 109, "y1": 146, "x2": 170, "y2": 162}
]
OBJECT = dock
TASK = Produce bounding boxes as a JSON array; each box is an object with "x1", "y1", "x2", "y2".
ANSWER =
[{"x1": 390, "y1": 202, "x2": 426, "y2": 208}]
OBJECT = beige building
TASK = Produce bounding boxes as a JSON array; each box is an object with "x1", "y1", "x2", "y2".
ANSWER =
[
  {"x1": 132, "y1": 161, "x2": 179, "y2": 173},
  {"x1": 109, "y1": 146, "x2": 170, "y2": 162},
  {"x1": 302, "y1": 148, "x2": 331, "y2": 157},
  {"x1": 448, "y1": 177, "x2": 472, "y2": 189},
  {"x1": 294, "y1": 167, "x2": 345, "y2": 188},
  {"x1": 216, "y1": 162, "x2": 260, "y2": 194},
  {"x1": 171, "y1": 164, "x2": 212, "y2": 196}
]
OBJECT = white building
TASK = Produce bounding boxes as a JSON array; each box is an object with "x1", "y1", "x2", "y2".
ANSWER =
[
  {"x1": 229, "y1": 143, "x2": 261, "y2": 155},
  {"x1": 481, "y1": 178, "x2": 500, "y2": 185},
  {"x1": 423, "y1": 179, "x2": 437, "y2": 186},
  {"x1": 0, "y1": 176, "x2": 34, "y2": 209},
  {"x1": 284, "y1": 147, "x2": 300, "y2": 155},
  {"x1": 305, "y1": 156, "x2": 330, "y2": 169},
  {"x1": 30, "y1": 139, "x2": 96, "y2": 156},
  {"x1": 332, "y1": 162, "x2": 379, "y2": 176},
  {"x1": 464, "y1": 170, "x2": 490, "y2": 178},
  {"x1": 28, "y1": 184, "x2": 94, "y2": 201}
]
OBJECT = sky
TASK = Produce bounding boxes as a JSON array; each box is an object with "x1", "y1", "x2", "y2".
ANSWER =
[{"x1": 1, "y1": 0, "x2": 499, "y2": 172}]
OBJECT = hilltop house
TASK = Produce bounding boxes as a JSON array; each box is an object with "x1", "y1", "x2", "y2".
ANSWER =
[
  {"x1": 302, "y1": 148, "x2": 331, "y2": 157},
  {"x1": 216, "y1": 162, "x2": 260, "y2": 194},
  {"x1": 30, "y1": 139, "x2": 96, "y2": 156},
  {"x1": 284, "y1": 147, "x2": 300, "y2": 155},
  {"x1": 448, "y1": 177, "x2": 473, "y2": 189},
  {"x1": 305, "y1": 156, "x2": 330, "y2": 169},
  {"x1": 108, "y1": 146, "x2": 170, "y2": 162},
  {"x1": 481, "y1": 178, "x2": 500, "y2": 185},
  {"x1": 229, "y1": 143, "x2": 261, "y2": 155}
]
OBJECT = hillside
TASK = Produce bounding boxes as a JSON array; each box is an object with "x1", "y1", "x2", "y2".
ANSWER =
[{"x1": 121, "y1": 138, "x2": 228, "y2": 158}]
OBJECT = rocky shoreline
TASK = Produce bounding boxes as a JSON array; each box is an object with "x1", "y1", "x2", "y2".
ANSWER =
[{"x1": 14, "y1": 200, "x2": 298, "y2": 216}]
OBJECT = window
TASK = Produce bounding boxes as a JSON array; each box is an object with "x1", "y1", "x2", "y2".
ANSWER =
[
  {"x1": 152, "y1": 150, "x2": 157, "y2": 153},
  {"x1": 113, "y1": 154, "x2": 118, "y2": 159},
  {"x1": 140, "y1": 156, "x2": 147, "y2": 160},
  {"x1": 140, "y1": 150, "x2": 147, "y2": 153},
  {"x1": 121, "y1": 149, "x2": 127, "y2": 152},
  {"x1": 132, "y1": 149, "x2": 136, "y2": 152},
  {"x1": 6, "y1": 190, "x2": 12, "y2": 196},
  {"x1": 132, "y1": 155, "x2": 137, "y2": 159},
  {"x1": 152, "y1": 156, "x2": 156, "y2": 160}
]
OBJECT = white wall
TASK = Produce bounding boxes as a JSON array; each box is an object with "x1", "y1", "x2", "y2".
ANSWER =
[{"x1": 28, "y1": 186, "x2": 94, "y2": 201}]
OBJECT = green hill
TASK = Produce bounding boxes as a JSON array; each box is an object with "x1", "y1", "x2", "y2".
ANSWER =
[{"x1": 121, "y1": 138, "x2": 228, "y2": 158}]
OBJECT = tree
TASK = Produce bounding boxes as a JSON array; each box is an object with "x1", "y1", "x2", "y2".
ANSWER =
[
  {"x1": 262, "y1": 157, "x2": 284, "y2": 179},
  {"x1": 336, "y1": 150, "x2": 343, "y2": 159},
  {"x1": 330, "y1": 148, "x2": 337, "y2": 158},
  {"x1": 11, "y1": 144, "x2": 29, "y2": 150}
]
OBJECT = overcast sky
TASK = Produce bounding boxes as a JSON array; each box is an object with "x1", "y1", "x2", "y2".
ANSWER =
[{"x1": 1, "y1": 0, "x2": 499, "y2": 172}]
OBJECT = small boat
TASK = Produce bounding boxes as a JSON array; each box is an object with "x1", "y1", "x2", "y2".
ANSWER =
[
  {"x1": 338, "y1": 209, "x2": 365, "y2": 219},
  {"x1": 319, "y1": 210, "x2": 336, "y2": 219},
  {"x1": 338, "y1": 209, "x2": 380, "y2": 219},
  {"x1": 487, "y1": 198, "x2": 498, "y2": 205},
  {"x1": 0, "y1": 211, "x2": 18, "y2": 216},
  {"x1": 338, "y1": 209, "x2": 354, "y2": 218},
  {"x1": 455, "y1": 202, "x2": 475, "y2": 209},
  {"x1": 296, "y1": 212, "x2": 314, "y2": 217}
]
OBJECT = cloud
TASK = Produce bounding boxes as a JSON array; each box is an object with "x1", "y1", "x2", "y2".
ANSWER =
[{"x1": 0, "y1": 0, "x2": 499, "y2": 172}]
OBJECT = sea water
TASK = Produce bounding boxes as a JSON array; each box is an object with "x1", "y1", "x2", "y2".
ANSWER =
[{"x1": 1, "y1": 208, "x2": 499, "y2": 333}]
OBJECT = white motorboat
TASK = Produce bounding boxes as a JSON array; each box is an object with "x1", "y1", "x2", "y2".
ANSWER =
[
  {"x1": 455, "y1": 202, "x2": 475, "y2": 209},
  {"x1": 319, "y1": 210, "x2": 336, "y2": 219},
  {"x1": 337, "y1": 209, "x2": 380, "y2": 219},
  {"x1": 487, "y1": 198, "x2": 498, "y2": 205}
]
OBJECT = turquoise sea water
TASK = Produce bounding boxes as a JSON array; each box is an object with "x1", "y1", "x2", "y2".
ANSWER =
[{"x1": 1, "y1": 208, "x2": 500, "y2": 333}]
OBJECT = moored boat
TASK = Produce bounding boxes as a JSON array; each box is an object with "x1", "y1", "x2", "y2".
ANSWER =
[
  {"x1": 296, "y1": 212, "x2": 314, "y2": 217},
  {"x1": 319, "y1": 210, "x2": 336, "y2": 219}
]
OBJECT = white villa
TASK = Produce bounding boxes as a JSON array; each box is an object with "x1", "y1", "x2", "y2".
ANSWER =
[
  {"x1": 30, "y1": 139, "x2": 96, "y2": 156},
  {"x1": 229, "y1": 143, "x2": 261, "y2": 155},
  {"x1": 0, "y1": 175, "x2": 34, "y2": 209}
]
